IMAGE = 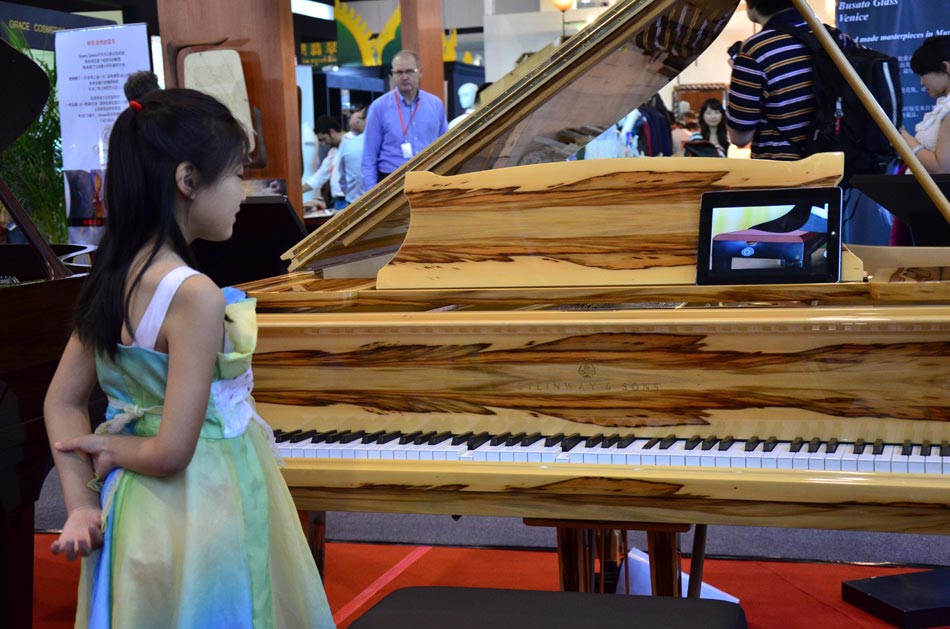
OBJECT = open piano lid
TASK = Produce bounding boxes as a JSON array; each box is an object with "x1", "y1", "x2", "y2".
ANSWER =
[
  {"x1": 0, "y1": 38, "x2": 49, "y2": 154},
  {"x1": 284, "y1": 0, "x2": 740, "y2": 272}
]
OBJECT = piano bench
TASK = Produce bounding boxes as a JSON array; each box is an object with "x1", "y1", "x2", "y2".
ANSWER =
[{"x1": 349, "y1": 586, "x2": 747, "y2": 629}]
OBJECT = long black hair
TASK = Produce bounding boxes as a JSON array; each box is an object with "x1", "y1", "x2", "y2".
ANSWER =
[
  {"x1": 73, "y1": 88, "x2": 249, "y2": 359},
  {"x1": 698, "y1": 98, "x2": 729, "y2": 150}
]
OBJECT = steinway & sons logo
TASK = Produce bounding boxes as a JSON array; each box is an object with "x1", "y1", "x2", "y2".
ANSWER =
[{"x1": 514, "y1": 360, "x2": 659, "y2": 393}]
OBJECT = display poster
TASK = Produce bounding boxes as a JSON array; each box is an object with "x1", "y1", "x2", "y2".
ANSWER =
[
  {"x1": 55, "y1": 23, "x2": 149, "y2": 245},
  {"x1": 836, "y1": 0, "x2": 937, "y2": 131}
]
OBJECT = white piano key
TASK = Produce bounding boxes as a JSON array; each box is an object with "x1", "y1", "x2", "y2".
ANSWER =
[
  {"x1": 824, "y1": 443, "x2": 844, "y2": 471},
  {"x1": 715, "y1": 441, "x2": 743, "y2": 468},
  {"x1": 758, "y1": 443, "x2": 779, "y2": 469},
  {"x1": 664, "y1": 441, "x2": 689, "y2": 467},
  {"x1": 741, "y1": 442, "x2": 764, "y2": 469},
  {"x1": 856, "y1": 446, "x2": 876, "y2": 472},
  {"x1": 792, "y1": 443, "x2": 812, "y2": 470},
  {"x1": 873, "y1": 444, "x2": 899, "y2": 473},
  {"x1": 773, "y1": 442, "x2": 795, "y2": 470},
  {"x1": 906, "y1": 445, "x2": 926, "y2": 474},
  {"x1": 839, "y1": 445, "x2": 860, "y2": 472}
]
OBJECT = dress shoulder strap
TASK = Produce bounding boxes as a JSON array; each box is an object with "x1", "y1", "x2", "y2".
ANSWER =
[{"x1": 132, "y1": 266, "x2": 201, "y2": 350}]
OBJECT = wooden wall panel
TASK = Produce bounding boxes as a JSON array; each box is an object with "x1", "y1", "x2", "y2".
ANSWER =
[
  {"x1": 155, "y1": 0, "x2": 303, "y2": 214},
  {"x1": 400, "y1": 0, "x2": 445, "y2": 103}
]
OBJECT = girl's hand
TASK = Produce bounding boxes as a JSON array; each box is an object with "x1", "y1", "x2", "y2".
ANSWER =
[
  {"x1": 55, "y1": 434, "x2": 118, "y2": 479},
  {"x1": 51, "y1": 506, "x2": 103, "y2": 560}
]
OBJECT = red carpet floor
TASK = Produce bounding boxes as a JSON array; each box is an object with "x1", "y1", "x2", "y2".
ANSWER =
[{"x1": 33, "y1": 532, "x2": 941, "y2": 628}]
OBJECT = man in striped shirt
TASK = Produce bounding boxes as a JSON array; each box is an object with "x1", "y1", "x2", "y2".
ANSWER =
[{"x1": 726, "y1": 0, "x2": 819, "y2": 160}]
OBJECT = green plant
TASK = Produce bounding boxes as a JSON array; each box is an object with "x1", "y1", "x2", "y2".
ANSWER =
[{"x1": 0, "y1": 25, "x2": 67, "y2": 243}]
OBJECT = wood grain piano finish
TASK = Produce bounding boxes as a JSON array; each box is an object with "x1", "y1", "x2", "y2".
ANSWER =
[{"x1": 245, "y1": 154, "x2": 950, "y2": 538}]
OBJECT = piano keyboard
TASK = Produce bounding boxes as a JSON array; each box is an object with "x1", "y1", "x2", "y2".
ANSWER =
[{"x1": 274, "y1": 429, "x2": 950, "y2": 474}]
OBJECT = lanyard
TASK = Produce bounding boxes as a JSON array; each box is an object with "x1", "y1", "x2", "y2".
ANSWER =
[{"x1": 395, "y1": 90, "x2": 420, "y2": 141}]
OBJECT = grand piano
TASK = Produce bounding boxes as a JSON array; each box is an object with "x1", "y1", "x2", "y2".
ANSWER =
[
  {"x1": 239, "y1": 0, "x2": 949, "y2": 595},
  {"x1": 0, "y1": 40, "x2": 92, "y2": 629}
]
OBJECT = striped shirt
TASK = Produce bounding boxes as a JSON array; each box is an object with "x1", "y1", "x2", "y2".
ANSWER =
[{"x1": 727, "y1": 10, "x2": 850, "y2": 161}]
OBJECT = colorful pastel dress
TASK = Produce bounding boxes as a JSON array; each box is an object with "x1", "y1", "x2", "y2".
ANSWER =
[{"x1": 76, "y1": 266, "x2": 334, "y2": 629}]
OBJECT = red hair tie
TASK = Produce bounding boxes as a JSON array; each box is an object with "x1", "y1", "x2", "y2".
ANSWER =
[{"x1": 129, "y1": 100, "x2": 143, "y2": 111}]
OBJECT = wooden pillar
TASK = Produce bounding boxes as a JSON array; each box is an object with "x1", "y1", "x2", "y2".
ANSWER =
[
  {"x1": 154, "y1": 0, "x2": 303, "y2": 215},
  {"x1": 400, "y1": 0, "x2": 445, "y2": 103}
]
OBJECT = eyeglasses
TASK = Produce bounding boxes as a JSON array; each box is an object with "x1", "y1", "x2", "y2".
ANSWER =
[{"x1": 391, "y1": 68, "x2": 420, "y2": 77}]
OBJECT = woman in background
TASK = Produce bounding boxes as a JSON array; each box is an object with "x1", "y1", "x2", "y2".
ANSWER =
[
  {"x1": 900, "y1": 35, "x2": 950, "y2": 174},
  {"x1": 684, "y1": 98, "x2": 729, "y2": 158}
]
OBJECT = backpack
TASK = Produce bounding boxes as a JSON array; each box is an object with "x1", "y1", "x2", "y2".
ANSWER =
[
  {"x1": 683, "y1": 139, "x2": 726, "y2": 158},
  {"x1": 768, "y1": 22, "x2": 902, "y2": 183}
]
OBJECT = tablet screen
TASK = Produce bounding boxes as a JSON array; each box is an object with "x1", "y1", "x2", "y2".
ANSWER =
[{"x1": 696, "y1": 187, "x2": 842, "y2": 285}]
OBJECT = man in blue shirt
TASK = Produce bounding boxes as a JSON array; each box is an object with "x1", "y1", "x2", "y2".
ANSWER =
[{"x1": 361, "y1": 49, "x2": 448, "y2": 189}]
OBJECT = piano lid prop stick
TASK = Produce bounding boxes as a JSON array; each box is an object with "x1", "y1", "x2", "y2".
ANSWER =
[{"x1": 790, "y1": 0, "x2": 950, "y2": 225}]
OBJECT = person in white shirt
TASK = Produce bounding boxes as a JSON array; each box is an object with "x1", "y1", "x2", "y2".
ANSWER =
[
  {"x1": 332, "y1": 107, "x2": 367, "y2": 211},
  {"x1": 302, "y1": 115, "x2": 344, "y2": 206}
]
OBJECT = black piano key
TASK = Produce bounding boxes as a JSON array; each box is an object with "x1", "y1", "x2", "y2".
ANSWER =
[
  {"x1": 339, "y1": 430, "x2": 366, "y2": 444},
  {"x1": 744, "y1": 435, "x2": 761, "y2": 452},
  {"x1": 941, "y1": 441, "x2": 950, "y2": 457},
  {"x1": 617, "y1": 434, "x2": 637, "y2": 449},
  {"x1": 490, "y1": 432, "x2": 512, "y2": 447},
  {"x1": 561, "y1": 434, "x2": 584, "y2": 452},
  {"x1": 399, "y1": 431, "x2": 423, "y2": 445},
  {"x1": 467, "y1": 432, "x2": 492, "y2": 450},
  {"x1": 325, "y1": 430, "x2": 350, "y2": 444},
  {"x1": 825, "y1": 438, "x2": 839, "y2": 454},
  {"x1": 521, "y1": 433, "x2": 544, "y2": 447},
  {"x1": 429, "y1": 431, "x2": 454, "y2": 446},
  {"x1": 853, "y1": 439, "x2": 867, "y2": 455},
  {"x1": 585, "y1": 434, "x2": 605, "y2": 448},
  {"x1": 789, "y1": 437, "x2": 805, "y2": 453},
  {"x1": 643, "y1": 437, "x2": 661, "y2": 450},
  {"x1": 763, "y1": 437, "x2": 778, "y2": 453},
  {"x1": 377, "y1": 431, "x2": 402, "y2": 445},
  {"x1": 545, "y1": 433, "x2": 565, "y2": 447},
  {"x1": 807, "y1": 437, "x2": 822, "y2": 454},
  {"x1": 505, "y1": 432, "x2": 528, "y2": 447},
  {"x1": 901, "y1": 440, "x2": 913, "y2": 456},
  {"x1": 362, "y1": 430, "x2": 387, "y2": 444},
  {"x1": 701, "y1": 436, "x2": 718, "y2": 451},
  {"x1": 921, "y1": 440, "x2": 932, "y2": 456},
  {"x1": 684, "y1": 435, "x2": 702, "y2": 451},
  {"x1": 451, "y1": 431, "x2": 474, "y2": 446},
  {"x1": 413, "y1": 431, "x2": 437, "y2": 445},
  {"x1": 312, "y1": 430, "x2": 339, "y2": 443},
  {"x1": 718, "y1": 436, "x2": 735, "y2": 451},
  {"x1": 602, "y1": 434, "x2": 622, "y2": 448},
  {"x1": 659, "y1": 434, "x2": 677, "y2": 450},
  {"x1": 275, "y1": 429, "x2": 300, "y2": 442},
  {"x1": 289, "y1": 429, "x2": 318, "y2": 443},
  {"x1": 872, "y1": 439, "x2": 885, "y2": 456}
]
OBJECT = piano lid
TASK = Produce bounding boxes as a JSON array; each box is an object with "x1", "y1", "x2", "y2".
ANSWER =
[{"x1": 285, "y1": 0, "x2": 740, "y2": 272}]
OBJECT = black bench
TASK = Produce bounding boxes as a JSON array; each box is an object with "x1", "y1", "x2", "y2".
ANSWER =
[{"x1": 350, "y1": 586, "x2": 748, "y2": 629}]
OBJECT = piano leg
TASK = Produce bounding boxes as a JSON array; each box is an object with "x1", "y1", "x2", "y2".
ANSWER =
[
  {"x1": 647, "y1": 529, "x2": 683, "y2": 597},
  {"x1": 298, "y1": 509, "x2": 327, "y2": 578},
  {"x1": 3, "y1": 503, "x2": 35, "y2": 629},
  {"x1": 526, "y1": 519, "x2": 691, "y2": 597},
  {"x1": 687, "y1": 524, "x2": 708, "y2": 598}
]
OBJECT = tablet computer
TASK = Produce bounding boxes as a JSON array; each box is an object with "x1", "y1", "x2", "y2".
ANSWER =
[{"x1": 696, "y1": 187, "x2": 842, "y2": 285}]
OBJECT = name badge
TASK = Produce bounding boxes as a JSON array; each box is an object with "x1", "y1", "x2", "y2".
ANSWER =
[{"x1": 401, "y1": 141, "x2": 413, "y2": 159}]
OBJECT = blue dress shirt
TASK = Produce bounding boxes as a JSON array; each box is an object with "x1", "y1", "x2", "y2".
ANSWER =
[{"x1": 361, "y1": 88, "x2": 447, "y2": 188}]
